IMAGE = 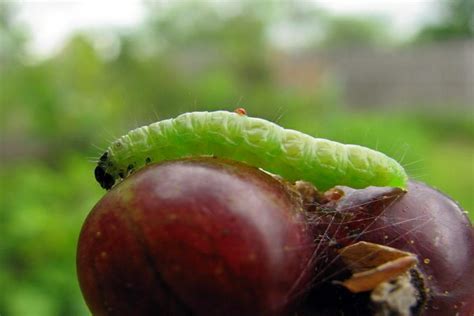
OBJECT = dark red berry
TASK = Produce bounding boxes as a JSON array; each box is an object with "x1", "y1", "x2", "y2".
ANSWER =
[
  {"x1": 77, "y1": 158, "x2": 315, "y2": 316},
  {"x1": 305, "y1": 180, "x2": 474, "y2": 315}
]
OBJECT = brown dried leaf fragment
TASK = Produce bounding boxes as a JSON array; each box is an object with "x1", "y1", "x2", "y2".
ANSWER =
[{"x1": 338, "y1": 241, "x2": 418, "y2": 293}]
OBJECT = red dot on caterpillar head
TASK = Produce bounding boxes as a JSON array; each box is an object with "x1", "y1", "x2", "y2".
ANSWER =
[{"x1": 234, "y1": 108, "x2": 247, "y2": 116}]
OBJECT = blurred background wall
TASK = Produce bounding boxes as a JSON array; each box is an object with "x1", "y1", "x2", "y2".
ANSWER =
[
  {"x1": 277, "y1": 40, "x2": 474, "y2": 108},
  {"x1": 0, "y1": 0, "x2": 472, "y2": 315}
]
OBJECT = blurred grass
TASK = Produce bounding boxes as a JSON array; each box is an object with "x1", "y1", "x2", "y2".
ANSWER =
[{"x1": 1, "y1": 1, "x2": 473, "y2": 315}]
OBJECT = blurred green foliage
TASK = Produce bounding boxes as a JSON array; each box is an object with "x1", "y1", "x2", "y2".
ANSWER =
[
  {"x1": 415, "y1": 0, "x2": 474, "y2": 42},
  {"x1": 319, "y1": 16, "x2": 389, "y2": 48},
  {"x1": 1, "y1": 1, "x2": 472, "y2": 315}
]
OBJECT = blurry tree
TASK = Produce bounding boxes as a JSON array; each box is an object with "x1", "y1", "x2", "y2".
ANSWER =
[
  {"x1": 319, "y1": 16, "x2": 390, "y2": 48},
  {"x1": 144, "y1": 1, "x2": 271, "y2": 84},
  {"x1": 415, "y1": 0, "x2": 474, "y2": 42},
  {"x1": 0, "y1": 2, "x2": 27, "y2": 66}
]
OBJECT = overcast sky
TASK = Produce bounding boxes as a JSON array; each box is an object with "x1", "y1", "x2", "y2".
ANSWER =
[{"x1": 13, "y1": 0, "x2": 436, "y2": 58}]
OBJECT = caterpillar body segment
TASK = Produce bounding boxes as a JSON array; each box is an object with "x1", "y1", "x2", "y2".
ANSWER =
[{"x1": 95, "y1": 111, "x2": 408, "y2": 190}]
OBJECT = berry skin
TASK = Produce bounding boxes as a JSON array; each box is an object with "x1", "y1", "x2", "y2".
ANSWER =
[
  {"x1": 77, "y1": 158, "x2": 315, "y2": 316},
  {"x1": 305, "y1": 180, "x2": 474, "y2": 315}
]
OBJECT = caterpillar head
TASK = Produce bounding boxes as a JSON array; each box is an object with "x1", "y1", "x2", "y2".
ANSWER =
[{"x1": 94, "y1": 152, "x2": 116, "y2": 190}]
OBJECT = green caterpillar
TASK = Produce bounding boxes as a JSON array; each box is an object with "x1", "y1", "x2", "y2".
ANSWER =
[{"x1": 95, "y1": 110, "x2": 408, "y2": 190}]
